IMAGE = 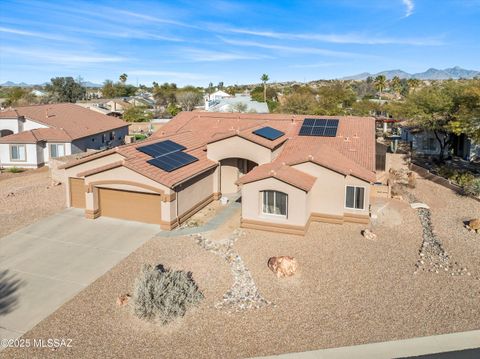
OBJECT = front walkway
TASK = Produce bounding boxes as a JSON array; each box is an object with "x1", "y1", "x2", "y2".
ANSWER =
[
  {"x1": 253, "y1": 330, "x2": 480, "y2": 359},
  {"x1": 0, "y1": 208, "x2": 158, "y2": 344}
]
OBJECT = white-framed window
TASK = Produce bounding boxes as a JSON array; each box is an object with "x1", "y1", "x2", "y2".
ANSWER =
[
  {"x1": 262, "y1": 190, "x2": 288, "y2": 217},
  {"x1": 110, "y1": 131, "x2": 115, "y2": 141},
  {"x1": 49, "y1": 143, "x2": 65, "y2": 158},
  {"x1": 10, "y1": 144, "x2": 26, "y2": 161},
  {"x1": 345, "y1": 186, "x2": 365, "y2": 210}
]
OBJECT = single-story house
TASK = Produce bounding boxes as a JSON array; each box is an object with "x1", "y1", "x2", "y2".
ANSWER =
[
  {"x1": 205, "y1": 94, "x2": 269, "y2": 113},
  {"x1": 0, "y1": 103, "x2": 129, "y2": 168},
  {"x1": 60, "y1": 112, "x2": 376, "y2": 235}
]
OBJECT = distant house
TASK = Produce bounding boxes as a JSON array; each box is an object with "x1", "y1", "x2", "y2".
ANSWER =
[
  {"x1": 207, "y1": 90, "x2": 231, "y2": 101},
  {"x1": 0, "y1": 103, "x2": 129, "y2": 168},
  {"x1": 205, "y1": 94, "x2": 269, "y2": 113}
]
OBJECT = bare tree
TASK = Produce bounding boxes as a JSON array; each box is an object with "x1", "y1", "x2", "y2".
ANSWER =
[{"x1": 176, "y1": 91, "x2": 202, "y2": 111}]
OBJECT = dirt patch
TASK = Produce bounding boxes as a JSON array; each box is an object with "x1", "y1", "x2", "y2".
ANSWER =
[
  {"x1": 3, "y1": 182, "x2": 480, "y2": 358},
  {"x1": 0, "y1": 167, "x2": 66, "y2": 238}
]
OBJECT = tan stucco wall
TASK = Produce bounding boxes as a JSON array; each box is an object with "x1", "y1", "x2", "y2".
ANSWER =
[
  {"x1": 64, "y1": 153, "x2": 125, "y2": 178},
  {"x1": 176, "y1": 169, "x2": 214, "y2": 217},
  {"x1": 241, "y1": 177, "x2": 308, "y2": 227},
  {"x1": 207, "y1": 136, "x2": 273, "y2": 165},
  {"x1": 293, "y1": 162, "x2": 370, "y2": 216},
  {"x1": 220, "y1": 158, "x2": 240, "y2": 194}
]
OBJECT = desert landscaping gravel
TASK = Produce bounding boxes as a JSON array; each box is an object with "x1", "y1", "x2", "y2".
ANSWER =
[
  {"x1": 0, "y1": 168, "x2": 65, "y2": 239},
  {"x1": 3, "y1": 178, "x2": 480, "y2": 358}
]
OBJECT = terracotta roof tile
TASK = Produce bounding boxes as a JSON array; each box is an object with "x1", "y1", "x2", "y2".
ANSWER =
[
  {"x1": 0, "y1": 127, "x2": 71, "y2": 144},
  {"x1": 0, "y1": 103, "x2": 128, "y2": 140}
]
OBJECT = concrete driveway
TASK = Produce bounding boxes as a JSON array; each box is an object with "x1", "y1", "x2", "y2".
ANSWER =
[{"x1": 0, "y1": 208, "x2": 159, "y2": 342}]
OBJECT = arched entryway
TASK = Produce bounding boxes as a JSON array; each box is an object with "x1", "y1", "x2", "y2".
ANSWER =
[
  {"x1": 220, "y1": 158, "x2": 257, "y2": 194},
  {"x1": 0, "y1": 129, "x2": 14, "y2": 137}
]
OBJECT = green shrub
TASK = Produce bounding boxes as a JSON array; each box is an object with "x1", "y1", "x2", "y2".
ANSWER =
[
  {"x1": 7, "y1": 167, "x2": 24, "y2": 173},
  {"x1": 463, "y1": 178, "x2": 480, "y2": 197},
  {"x1": 132, "y1": 264, "x2": 204, "y2": 325},
  {"x1": 133, "y1": 134, "x2": 147, "y2": 141}
]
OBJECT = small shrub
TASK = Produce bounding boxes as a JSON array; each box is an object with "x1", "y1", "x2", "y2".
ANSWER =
[
  {"x1": 7, "y1": 167, "x2": 24, "y2": 173},
  {"x1": 132, "y1": 264, "x2": 204, "y2": 325},
  {"x1": 463, "y1": 178, "x2": 480, "y2": 197}
]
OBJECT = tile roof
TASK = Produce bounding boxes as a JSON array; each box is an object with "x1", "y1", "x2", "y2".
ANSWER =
[
  {"x1": 0, "y1": 103, "x2": 128, "y2": 141},
  {"x1": 67, "y1": 112, "x2": 376, "y2": 189},
  {"x1": 0, "y1": 127, "x2": 71, "y2": 144}
]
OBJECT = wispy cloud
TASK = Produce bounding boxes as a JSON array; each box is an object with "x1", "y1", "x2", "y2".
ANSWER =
[
  {"x1": 179, "y1": 48, "x2": 272, "y2": 62},
  {"x1": 128, "y1": 70, "x2": 209, "y2": 80},
  {"x1": 1, "y1": 47, "x2": 127, "y2": 65},
  {"x1": 289, "y1": 62, "x2": 344, "y2": 69},
  {"x1": 0, "y1": 26, "x2": 78, "y2": 42},
  {"x1": 402, "y1": 0, "x2": 415, "y2": 17},
  {"x1": 224, "y1": 27, "x2": 442, "y2": 46},
  {"x1": 218, "y1": 37, "x2": 372, "y2": 58}
]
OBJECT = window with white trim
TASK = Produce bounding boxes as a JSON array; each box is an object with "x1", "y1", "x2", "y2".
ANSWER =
[
  {"x1": 345, "y1": 186, "x2": 365, "y2": 210},
  {"x1": 262, "y1": 190, "x2": 288, "y2": 216},
  {"x1": 422, "y1": 137, "x2": 436, "y2": 151},
  {"x1": 10, "y1": 144, "x2": 26, "y2": 161},
  {"x1": 49, "y1": 143, "x2": 65, "y2": 158}
]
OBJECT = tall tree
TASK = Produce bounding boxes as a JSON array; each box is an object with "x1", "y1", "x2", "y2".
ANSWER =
[
  {"x1": 101, "y1": 80, "x2": 116, "y2": 98},
  {"x1": 175, "y1": 87, "x2": 202, "y2": 111},
  {"x1": 261, "y1": 73, "x2": 269, "y2": 102},
  {"x1": 407, "y1": 78, "x2": 421, "y2": 93},
  {"x1": 45, "y1": 77, "x2": 86, "y2": 103},
  {"x1": 390, "y1": 76, "x2": 402, "y2": 95},
  {"x1": 374, "y1": 75, "x2": 387, "y2": 94}
]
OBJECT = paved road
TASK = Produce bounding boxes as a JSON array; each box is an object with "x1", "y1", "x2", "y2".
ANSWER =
[{"x1": 0, "y1": 208, "x2": 158, "y2": 342}]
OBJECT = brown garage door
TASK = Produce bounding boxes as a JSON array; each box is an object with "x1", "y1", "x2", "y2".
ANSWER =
[
  {"x1": 98, "y1": 188, "x2": 161, "y2": 224},
  {"x1": 69, "y1": 178, "x2": 86, "y2": 208}
]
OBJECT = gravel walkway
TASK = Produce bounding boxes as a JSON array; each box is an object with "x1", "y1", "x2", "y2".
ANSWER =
[
  {"x1": 0, "y1": 168, "x2": 65, "y2": 239},
  {"x1": 194, "y1": 230, "x2": 272, "y2": 312},
  {"x1": 3, "y1": 178, "x2": 480, "y2": 358}
]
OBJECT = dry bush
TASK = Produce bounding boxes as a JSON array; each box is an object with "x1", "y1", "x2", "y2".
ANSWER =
[{"x1": 132, "y1": 264, "x2": 204, "y2": 325}]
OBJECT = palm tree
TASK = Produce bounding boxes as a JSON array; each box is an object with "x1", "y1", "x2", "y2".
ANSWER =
[
  {"x1": 407, "y1": 78, "x2": 421, "y2": 93},
  {"x1": 390, "y1": 76, "x2": 402, "y2": 95},
  {"x1": 374, "y1": 75, "x2": 386, "y2": 94},
  {"x1": 261, "y1": 73, "x2": 269, "y2": 102},
  {"x1": 119, "y1": 73, "x2": 128, "y2": 84}
]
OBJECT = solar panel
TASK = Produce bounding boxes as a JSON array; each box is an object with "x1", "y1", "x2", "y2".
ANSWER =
[
  {"x1": 299, "y1": 118, "x2": 339, "y2": 137},
  {"x1": 252, "y1": 126, "x2": 285, "y2": 141},
  {"x1": 147, "y1": 151, "x2": 198, "y2": 172},
  {"x1": 137, "y1": 140, "x2": 186, "y2": 158}
]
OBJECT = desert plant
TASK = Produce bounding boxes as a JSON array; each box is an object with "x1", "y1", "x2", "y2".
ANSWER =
[
  {"x1": 7, "y1": 167, "x2": 24, "y2": 173},
  {"x1": 463, "y1": 178, "x2": 480, "y2": 197},
  {"x1": 132, "y1": 264, "x2": 204, "y2": 325}
]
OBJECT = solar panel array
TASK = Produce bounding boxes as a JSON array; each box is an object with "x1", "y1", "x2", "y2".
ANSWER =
[
  {"x1": 138, "y1": 140, "x2": 198, "y2": 172},
  {"x1": 299, "y1": 118, "x2": 339, "y2": 137},
  {"x1": 252, "y1": 126, "x2": 285, "y2": 141}
]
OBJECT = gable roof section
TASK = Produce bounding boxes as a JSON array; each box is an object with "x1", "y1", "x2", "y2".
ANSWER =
[
  {"x1": 0, "y1": 103, "x2": 128, "y2": 141},
  {"x1": 0, "y1": 127, "x2": 71, "y2": 144}
]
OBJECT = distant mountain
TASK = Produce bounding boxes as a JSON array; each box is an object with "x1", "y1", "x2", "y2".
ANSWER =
[
  {"x1": 1, "y1": 80, "x2": 103, "y2": 88},
  {"x1": 340, "y1": 66, "x2": 479, "y2": 81}
]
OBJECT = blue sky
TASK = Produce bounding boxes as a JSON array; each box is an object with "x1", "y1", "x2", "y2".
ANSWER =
[{"x1": 1, "y1": 0, "x2": 479, "y2": 86}]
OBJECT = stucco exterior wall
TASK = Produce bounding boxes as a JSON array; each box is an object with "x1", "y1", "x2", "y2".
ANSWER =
[
  {"x1": 176, "y1": 169, "x2": 214, "y2": 217},
  {"x1": 207, "y1": 136, "x2": 273, "y2": 165},
  {"x1": 220, "y1": 158, "x2": 240, "y2": 194},
  {"x1": 241, "y1": 177, "x2": 308, "y2": 227},
  {"x1": 23, "y1": 119, "x2": 48, "y2": 131},
  {"x1": 71, "y1": 126, "x2": 128, "y2": 153},
  {"x1": 64, "y1": 153, "x2": 125, "y2": 178},
  {"x1": 0, "y1": 143, "x2": 39, "y2": 168},
  {"x1": 0, "y1": 119, "x2": 20, "y2": 134}
]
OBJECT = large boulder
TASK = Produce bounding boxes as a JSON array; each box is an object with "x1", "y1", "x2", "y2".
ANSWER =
[
  {"x1": 467, "y1": 219, "x2": 480, "y2": 232},
  {"x1": 268, "y1": 256, "x2": 298, "y2": 278}
]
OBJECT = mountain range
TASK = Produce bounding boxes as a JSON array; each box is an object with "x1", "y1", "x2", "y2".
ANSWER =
[{"x1": 340, "y1": 66, "x2": 479, "y2": 80}]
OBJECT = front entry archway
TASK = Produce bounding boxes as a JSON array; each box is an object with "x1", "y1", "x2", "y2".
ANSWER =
[{"x1": 220, "y1": 158, "x2": 257, "y2": 194}]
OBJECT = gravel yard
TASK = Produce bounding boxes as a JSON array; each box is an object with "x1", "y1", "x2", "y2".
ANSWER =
[
  {"x1": 0, "y1": 168, "x2": 66, "y2": 238},
  {"x1": 3, "y1": 178, "x2": 480, "y2": 358}
]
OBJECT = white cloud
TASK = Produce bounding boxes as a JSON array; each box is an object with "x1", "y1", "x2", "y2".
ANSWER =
[
  {"x1": 218, "y1": 37, "x2": 373, "y2": 58},
  {"x1": 0, "y1": 26, "x2": 78, "y2": 42},
  {"x1": 224, "y1": 27, "x2": 442, "y2": 46},
  {"x1": 0, "y1": 47, "x2": 126, "y2": 65},
  {"x1": 402, "y1": 0, "x2": 415, "y2": 17},
  {"x1": 127, "y1": 70, "x2": 209, "y2": 80},
  {"x1": 180, "y1": 48, "x2": 272, "y2": 62}
]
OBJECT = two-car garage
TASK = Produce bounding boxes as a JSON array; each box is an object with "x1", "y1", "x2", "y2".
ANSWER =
[{"x1": 68, "y1": 177, "x2": 162, "y2": 225}]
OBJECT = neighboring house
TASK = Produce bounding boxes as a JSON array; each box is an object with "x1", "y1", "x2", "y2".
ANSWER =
[
  {"x1": 0, "y1": 103, "x2": 129, "y2": 168},
  {"x1": 401, "y1": 126, "x2": 479, "y2": 160},
  {"x1": 61, "y1": 112, "x2": 376, "y2": 235},
  {"x1": 207, "y1": 90, "x2": 231, "y2": 101},
  {"x1": 76, "y1": 102, "x2": 122, "y2": 117},
  {"x1": 31, "y1": 89, "x2": 47, "y2": 97},
  {"x1": 205, "y1": 94, "x2": 269, "y2": 113}
]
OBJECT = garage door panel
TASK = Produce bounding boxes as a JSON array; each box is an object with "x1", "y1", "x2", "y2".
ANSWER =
[
  {"x1": 69, "y1": 178, "x2": 86, "y2": 208},
  {"x1": 98, "y1": 188, "x2": 161, "y2": 224}
]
